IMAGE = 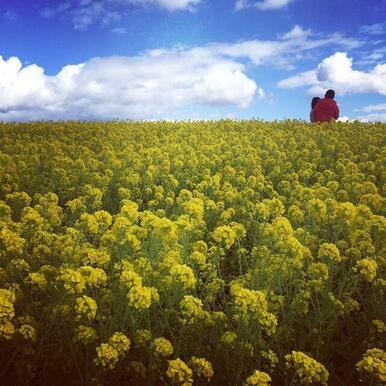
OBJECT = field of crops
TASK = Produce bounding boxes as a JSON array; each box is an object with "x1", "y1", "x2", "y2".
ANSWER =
[{"x1": 0, "y1": 120, "x2": 385, "y2": 385}]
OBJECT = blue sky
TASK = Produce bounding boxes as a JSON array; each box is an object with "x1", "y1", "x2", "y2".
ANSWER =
[{"x1": 1, "y1": 0, "x2": 386, "y2": 121}]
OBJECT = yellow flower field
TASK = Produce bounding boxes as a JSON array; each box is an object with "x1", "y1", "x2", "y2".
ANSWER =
[{"x1": 0, "y1": 120, "x2": 385, "y2": 385}]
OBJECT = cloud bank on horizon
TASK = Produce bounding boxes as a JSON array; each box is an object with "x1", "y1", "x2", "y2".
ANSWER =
[
  {"x1": 1, "y1": 25, "x2": 371, "y2": 121},
  {"x1": 0, "y1": 51, "x2": 258, "y2": 121}
]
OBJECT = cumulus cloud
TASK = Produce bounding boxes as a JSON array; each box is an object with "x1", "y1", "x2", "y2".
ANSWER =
[
  {"x1": 278, "y1": 52, "x2": 386, "y2": 95},
  {"x1": 0, "y1": 49, "x2": 258, "y2": 121},
  {"x1": 41, "y1": 0, "x2": 202, "y2": 29},
  {"x1": 235, "y1": 0, "x2": 293, "y2": 11}
]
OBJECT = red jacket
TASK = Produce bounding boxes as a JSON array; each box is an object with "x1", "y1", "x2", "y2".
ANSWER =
[{"x1": 313, "y1": 98, "x2": 339, "y2": 123}]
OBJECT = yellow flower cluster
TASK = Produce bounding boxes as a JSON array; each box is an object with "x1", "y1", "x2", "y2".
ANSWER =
[
  {"x1": 371, "y1": 319, "x2": 386, "y2": 333},
  {"x1": 243, "y1": 369, "x2": 271, "y2": 386},
  {"x1": 127, "y1": 285, "x2": 156, "y2": 309},
  {"x1": 27, "y1": 272, "x2": 48, "y2": 289},
  {"x1": 109, "y1": 332, "x2": 131, "y2": 354},
  {"x1": 18, "y1": 323, "x2": 37, "y2": 341},
  {"x1": 190, "y1": 356, "x2": 214, "y2": 380},
  {"x1": 170, "y1": 264, "x2": 196, "y2": 290},
  {"x1": 95, "y1": 343, "x2": 120, "y2": 369},
  {"x1": 75, "y1": 295, "x2": 97, "y2": 321},
  {"x1": 95, "y1": 332, "x2": 130, "y2": 369},
  {"x1": 317, "y1": 243, "x2": 342, "y2": 262},
  {"x1": 135, "y1": 328, "x2": 152, "y2": 347},
  {"x1": 179, "y1": 295, "x2": 211, "y2": 325},
  {"x1": 220, "y1": 331, "x2": 238, "y2": 345},
  {"x1": 356, "y1": 348, "x2": 386, "y2": 384},
  {"x1": 120, "y1": 268, "x2": 142, "y2": 288},
  {"x1": 285, "y1": 351, "x2": 329, "y2": 385},
  {"x1": 190, "y1": 251, "x2": 206, "y2": 268},
  {"x1": 307, "y1": 262, "x2": 329, "y2": 291},
  {"x1": 59, "y1": 268, "x2": 86, "y2": 294},
  {"x1": 76, "y1": 325, "x2": 97, "y2": 344},
  {"x1": 166, "y1": 358, "x2": 193, "y2": 386},
  {"x1": 212, "y1": 225, "x2": 237, "y2": 250},
  {"x1": 231, "y1": 284, "x2": 277, "y2": 335},
  {"x1": 79, "y1": 266, "x2": 107, "y2": 287},
  {"x1": 260, "y1": 350, "x2": 278, "y2": 372},
  {"x1": 344, "y1": 295, "x2": 360, "y2": 313},
  {"x1": 80, "y1": 248, "x2": 110, "y2": 268},
  {"x1": 0, "y1": 228, "x2": 25, "y2": 255},
  {"x1": 354, "y1": 258, "x2": 378, "y2": 282},
  {"x1": 153, "y1": 337, "x2": 174, "y2": 357},
  {"x1": 0, "y1": 288, "x2": 16, "y2": 340}
]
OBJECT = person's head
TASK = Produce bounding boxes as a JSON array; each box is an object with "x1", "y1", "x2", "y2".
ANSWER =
[
  {"x1": 325, "y1": 89, "x2": 335, "y2": 99},
  {"x1": 311, "y1": 97, "x2": 321, "y2": 109}
]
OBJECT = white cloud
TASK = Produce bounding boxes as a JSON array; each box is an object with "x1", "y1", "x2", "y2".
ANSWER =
[
  {"x1": 281, "y1": 25, "x2": 311, "y2": 40},
  {"x1": 202, "y1": 29, "x2": 360, "y2": 68},
  {"x1": 71, "y1": 2, "x2": 108, "y2": 30},
  {"x1": 41, "y1": 2, "x2": 72, "y2": 18},
  {"x1": 355, "y1": 102, "x2": 386, "y2": 122},
  {"x1": 0, "y1": 49, "x2": 258, "y2": 121},
  {"x1": 360, "y1": 22, "x2": 386, "y2": 35},
  {"x1": 4, "y1": 10, "x2": 18, "y2": 21},
  {"x1": 356, "y1": 52, "x2": 384, "y2": 66},
  {"x1": 277, "y1": 70, "x2": 316, "y2": 88},
  {"x1": 125, "y1": 0, "x2": 202, "y2": 11},
  {"x1": 41, "y1": 0, "x2": 202, "y2": 29},
  {"x1": 359, "y1": 102, "x2": 386, "y2": 112},
  {"x1": 111, "y1": 27, "x2": 127, "y2": 34},
  {"x1": 357, "y1": 113, "x2": 386, "y2": 122},
  {"x1": 337, "y1": 116, "x2": 350, "y2": 122},
  {"x1": 235, "y1": 0, "x2": 293, "y2": 11},
  {"x1": 278, "y1": 52, "x2": 386, "y2": 95}
]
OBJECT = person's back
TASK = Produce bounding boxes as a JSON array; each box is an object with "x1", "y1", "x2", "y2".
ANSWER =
[
  {"x1": 313, "y1": 89, "x2": 339, "y2": 123},
  {"x1": 310, "y1": 96, "x2": 321, "y2": 122}
]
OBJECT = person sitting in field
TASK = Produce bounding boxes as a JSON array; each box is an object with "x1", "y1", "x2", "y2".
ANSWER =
[
  {"x1": 313, "y1": 89, "x2": 339, "y2": 123},
  {"x1": 310, "y1": 97, "x2": 321, "y2": 123}
]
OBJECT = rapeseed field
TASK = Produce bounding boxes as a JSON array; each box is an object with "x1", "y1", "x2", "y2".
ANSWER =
[{"x1": 0, "y1": 120, "x2": 385, "y2": 385}]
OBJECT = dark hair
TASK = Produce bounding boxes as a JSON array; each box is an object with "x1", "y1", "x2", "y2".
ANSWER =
[
  {"x1": 311, "y1": 97, "x2": 321, "y2": 109},
  {"x1": 325, "y1": 89, "x2": 335, "y2": 99}
]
